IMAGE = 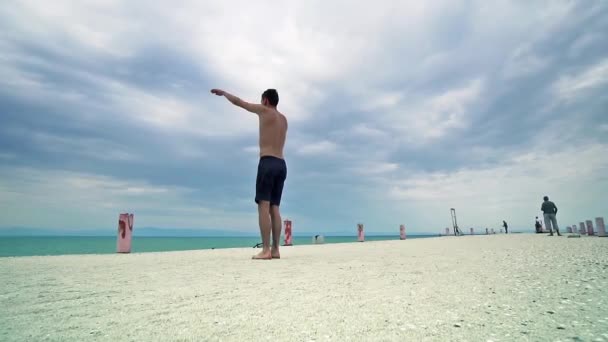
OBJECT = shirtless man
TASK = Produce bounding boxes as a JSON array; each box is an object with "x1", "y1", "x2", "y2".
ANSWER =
[{"x1": 211, "y1": 88, "x2": 288, "y2": 260}]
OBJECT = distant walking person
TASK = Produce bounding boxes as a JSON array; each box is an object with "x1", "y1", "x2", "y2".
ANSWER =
[
  {"x1": 502, "y1": 220, "x2": 508, "y2": 234},
  {"x1": 541, "y1": 196, "x2": 561, "y2": 236}
]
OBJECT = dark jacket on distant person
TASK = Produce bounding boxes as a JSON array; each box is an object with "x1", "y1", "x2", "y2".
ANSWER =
[{"x1": 541, "y1": 201, "x2": 558, "y2": 214}]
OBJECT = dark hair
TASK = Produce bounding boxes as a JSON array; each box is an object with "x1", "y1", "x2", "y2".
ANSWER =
[
  {"x1": 262, "y1": 89, "x2": 279, "y2": 106},
  {"x1": 543, "y1": 196, "x2": 549, "y2": 201}
]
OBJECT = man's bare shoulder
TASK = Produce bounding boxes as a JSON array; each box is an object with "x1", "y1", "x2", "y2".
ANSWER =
[
  {"x1": 266, "y1": 108, "x2": 287, "y2": 121},
  {"x1": 277, "y1": 111, "x2": 288, "y2": 128}
]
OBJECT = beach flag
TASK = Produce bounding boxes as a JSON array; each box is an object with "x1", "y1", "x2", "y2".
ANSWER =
[
  {"x1": 283, "y1": 220, "x2": 293, "y2": 246},
  {"x1": 586, "y1": 220, "x2": 595, "y2": 236},
  {"x1": 470, "y1": 228, "x2": 474, "y2": 235},
  {"x1": 596, "y1": 217, "x2": 606, "y2": 237},
  {"x1": 116, "y1": 213, "x2": 134, "y2": 253},
  {"x1": 573, "y1": 224, "x2": 579, "y2": 234},
  {"x1": 567, "y1": 226, "x2": 573, "y2": 233},
  {"x1": 579, "y1": 222, "x2": 586, "y2": 235},
  {"x1": 357, "y1": 223, "x2": 365, "y2": 242},
  {"x1": 400, "y1": 224, "x2": 406, "y2": 240},
  {"x1": 445, "y1": 227, "x2": 450, "y2": 235}
]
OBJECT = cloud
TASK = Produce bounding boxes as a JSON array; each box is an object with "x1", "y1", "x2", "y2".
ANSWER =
[
  {"x1": 502, "y1": 44, "x2": 551, "y2": 79},
  {"x1": 552, "y1": 58, "x2": 608, "y2": 103},
  {"x1": 389, "y1": 143, "x2": 607, "y2": 202},
  {"x1": 381, "y1": 78, "x2": 484, "y2": 144},
  {"x1": 386, "y1": 142, "x2": 608, "y2": 228},
  {"x1": 0, "y1": 0, "x2": 606, "y2": 234},
  {"x1": 0, "y1": 167, "x2": 260, "y2": 230},
  {"x1": 296, "y1": 140, "x2": 338, "y2": 156},
  {"x1": 568, "y1": 32, "x2": 604, "y2": 59},
  {"x1": 350, "y1": 162, "x2": 399, "y2": 176}
]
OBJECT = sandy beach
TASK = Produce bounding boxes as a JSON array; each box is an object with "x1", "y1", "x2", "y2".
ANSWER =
[{"x1": 1, "y1": 234, "x2": 607, "y2": 341}]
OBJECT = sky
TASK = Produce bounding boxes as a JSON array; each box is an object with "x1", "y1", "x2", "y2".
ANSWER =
[{"x1": 0, "y1": 1, "x2": 607, "y2": 235}]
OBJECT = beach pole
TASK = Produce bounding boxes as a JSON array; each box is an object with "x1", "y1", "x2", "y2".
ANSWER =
[
  {"x1": 586, "y1": 220, "x2": 595, "y2": 236},
  {"x1": 399, "y1": 224, "x2": 406, "y2": 240},
  {"x1": 357, "y1": 223, "x2": 365, "y2": 242},
  {"x1": 579, "y1": 222, "x2": 587, "y2": 235},
  {"x1": 283, "y1": 219, "x2": 293, "y2": 246},
  {"x1": 116, "y1": 213, "x2": 134, "y2": 253},
  {"x1": 596, "y1": 217, "x2": 606, "y2": 237}
]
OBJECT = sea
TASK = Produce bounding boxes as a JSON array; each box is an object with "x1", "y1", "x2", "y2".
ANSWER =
[{"x1": 0, "y1": 235, "x2": 437, "y2": 258}]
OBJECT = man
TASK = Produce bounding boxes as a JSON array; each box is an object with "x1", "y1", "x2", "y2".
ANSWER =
[
  {"x1": 211, "y1": 88, "x2": 288, "y2": 259},
  {"x1": 541, "y1": 196, "x2": 561, "y2": 236},
  {"x1": 502, "y1": 220, "x2": 508, "y2": 234}
]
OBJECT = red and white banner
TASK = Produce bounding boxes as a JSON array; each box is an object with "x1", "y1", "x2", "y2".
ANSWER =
[{"x1": 117, "y1": 213, "x2": 134, "y2": 253}]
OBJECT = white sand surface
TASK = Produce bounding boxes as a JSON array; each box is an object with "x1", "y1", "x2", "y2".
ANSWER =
[{"x1": 1, "y1": 234, "x2": 607, "y2": 341}]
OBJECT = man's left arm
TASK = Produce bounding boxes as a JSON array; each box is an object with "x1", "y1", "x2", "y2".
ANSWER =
[{"x1": 211, "y1": 89, "x2": 267, "y2": 115}]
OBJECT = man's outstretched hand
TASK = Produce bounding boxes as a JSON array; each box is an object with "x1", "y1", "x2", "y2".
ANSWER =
[{"x1": 209, "y1": 89, "x2": 263, "y2": 115}]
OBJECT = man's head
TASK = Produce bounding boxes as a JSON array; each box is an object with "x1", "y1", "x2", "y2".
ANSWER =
[
  {"x1": 543, "y1": 196, "x2": 549, "y2": 201},
  {"x1": 261, "y1": 89, "x2": 279, "y2": 107}
]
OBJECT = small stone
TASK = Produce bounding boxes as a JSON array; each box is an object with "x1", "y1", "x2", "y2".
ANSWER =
[
  {"x1": 454, "y1": 324, "x2": 461, "y2": 328},
  {"x1": 557, "y1": 325, "x2": 566, "y2": 330},
  {"x1": 547, "y1": 310, "x2": 555, "y2": 314}
]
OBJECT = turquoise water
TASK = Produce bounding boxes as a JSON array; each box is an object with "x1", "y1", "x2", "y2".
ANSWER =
[{"x1": 0, "y1": 235, "x2": 436, "y2": 257}]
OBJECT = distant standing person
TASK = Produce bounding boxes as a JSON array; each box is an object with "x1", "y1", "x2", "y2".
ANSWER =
[
  {"x1": 535, "y1": 217, "x2": 542, "y2": 233},
  {"x1": 502, "y1": 220, "x2": 508, "y2": 234},
  {"x1": 541, "y1": 196, "x2": 561, "y2": 236},
  {"x1": 211, "y1": 88, "x2": 288, "y2": 259}
]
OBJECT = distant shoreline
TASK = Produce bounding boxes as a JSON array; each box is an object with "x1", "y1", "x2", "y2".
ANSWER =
[{"x1": 0, "y1": 234, "x2": 440, "y2": 258}]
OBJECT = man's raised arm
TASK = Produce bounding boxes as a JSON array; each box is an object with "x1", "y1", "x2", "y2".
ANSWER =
[{"x1": 211, "y1": 89, "x2": 267, "y2": 115}]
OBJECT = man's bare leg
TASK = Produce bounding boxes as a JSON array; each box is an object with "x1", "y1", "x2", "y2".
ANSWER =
[
  {"x1": 270, "y1": 205, "x2": 281, "y2": 259},
  {"x1": 253, "y1": 201, "x2": 272, "y2": 260}
]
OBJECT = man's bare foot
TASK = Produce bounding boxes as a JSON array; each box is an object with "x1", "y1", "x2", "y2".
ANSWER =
[
  {"x1": 252, "y1": 250, "x2": 272, "y2": 260},
  {"x1": 271, "y1": 249, "x2": 280, "y2": 259}
]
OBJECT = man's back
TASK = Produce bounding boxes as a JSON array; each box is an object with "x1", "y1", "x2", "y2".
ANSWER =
[
  {"x1": 541, "y1": 200, "x2": 557, "y2": 214},
  {"x1": 259, "y1": 109, "x2": 287, "y2": 159}
]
